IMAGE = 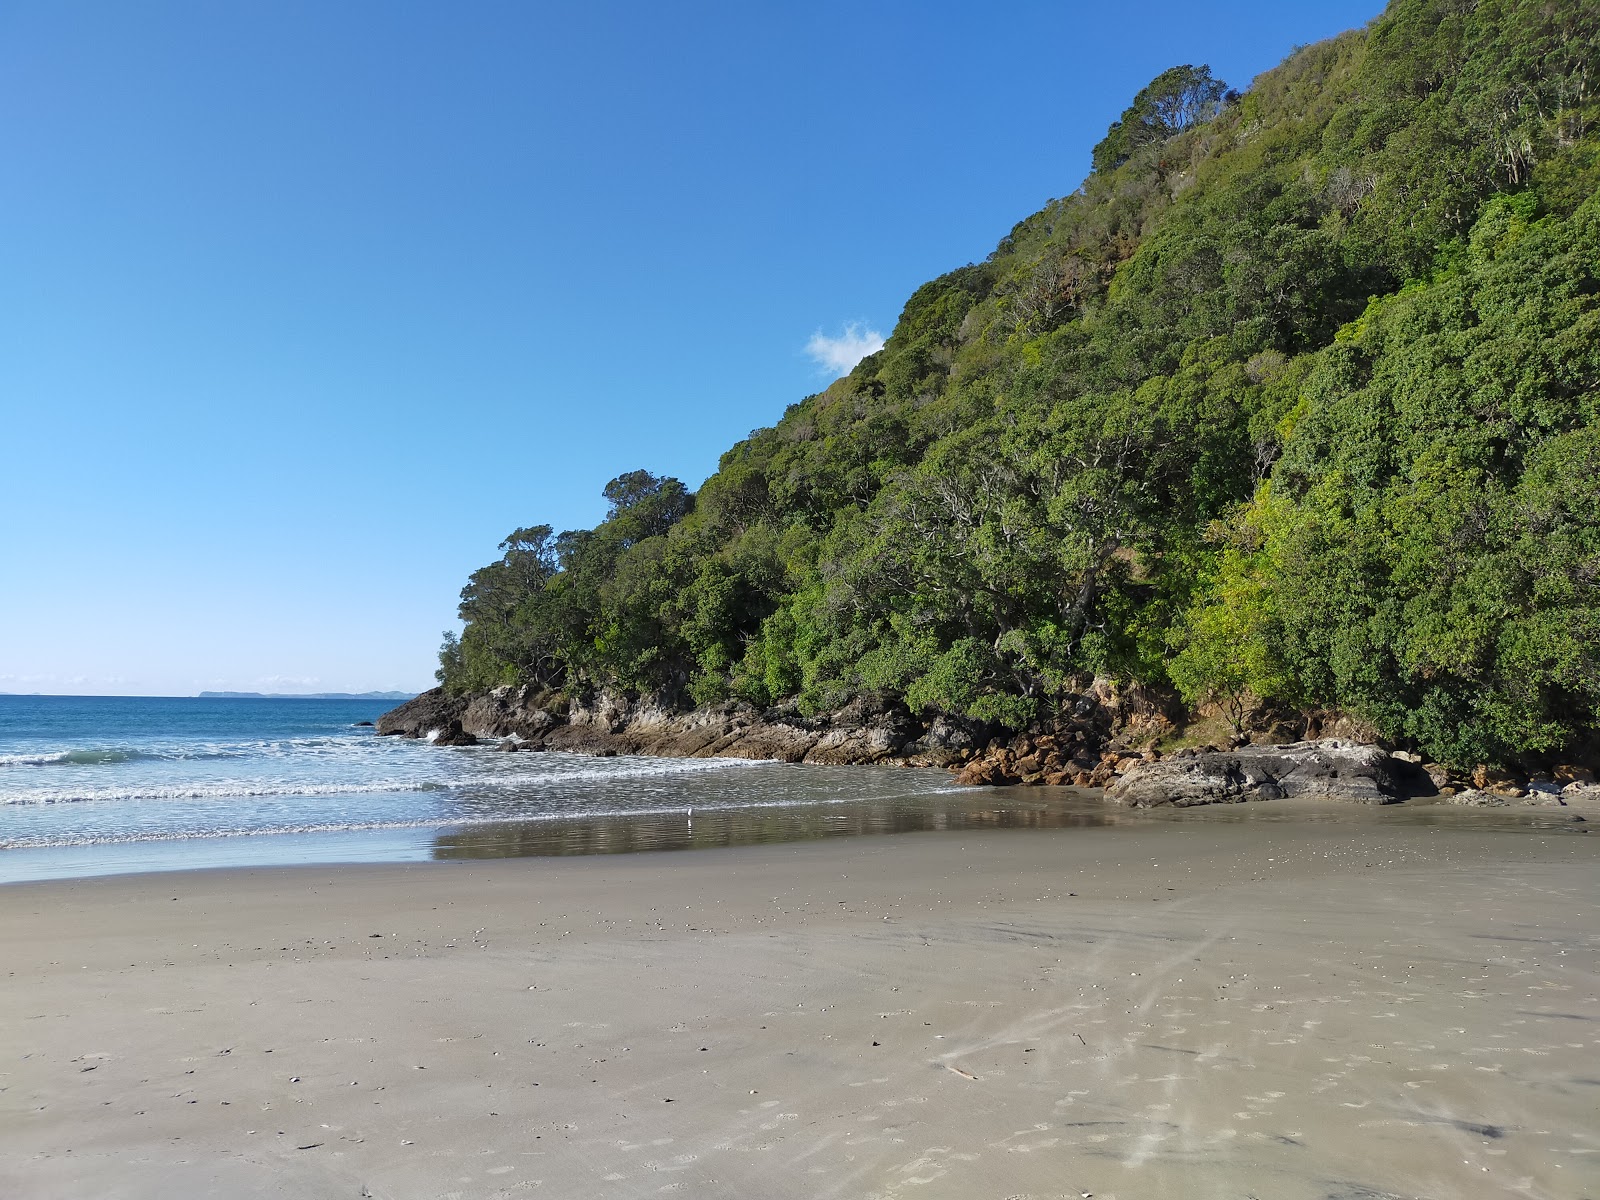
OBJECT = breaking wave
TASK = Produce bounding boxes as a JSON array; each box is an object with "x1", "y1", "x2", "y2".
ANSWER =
[
  {"x1": 0, "y1": 737, "x2": 363, "y2": 768},
  {"x1": 0, "y1": 752, "x2": 769, "y2": 806}
]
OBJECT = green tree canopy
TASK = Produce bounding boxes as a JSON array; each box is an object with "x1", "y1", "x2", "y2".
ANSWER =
[
  {"x1": 437, "y1": 0, "x2": 1600, "y2": 770},
  {"x1": 1090, "y1": 64, "x2": 1233, "y2": 173}
]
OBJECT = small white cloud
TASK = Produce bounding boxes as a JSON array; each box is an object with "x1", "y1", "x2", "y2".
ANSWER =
[{"x1": 806, "y1": 322, "x2": 885, "y2": 377}]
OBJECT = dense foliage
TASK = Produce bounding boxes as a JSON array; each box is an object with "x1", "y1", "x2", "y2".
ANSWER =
[{"x1": 440, "y1": 0, "x2": 1600, "y2": 767}]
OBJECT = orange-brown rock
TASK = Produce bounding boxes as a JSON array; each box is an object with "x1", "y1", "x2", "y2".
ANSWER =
[{"x1": 1471, "y1": 764, "x2": 1518, "y2": 790}]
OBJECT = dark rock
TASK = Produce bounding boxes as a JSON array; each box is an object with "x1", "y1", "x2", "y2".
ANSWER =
[
  {"x1": 1382, "y1": 753, "x2": 1442, "y2": 796},
  {"x1": 376, "y1": 688, "x2": 467, "y2": 738},
  {"x1": 1108, "y1": 739, "x2": 1401, "y2": 807},
  {"x1": 899, "y1": 713, "x2": 990, "y2": 767},
  {"x1": 956, "y1": 759, "x2": 1018, "y2": 787},
  {"x1": 380, "y1": 677, "x2": 1135, "y2": 776},
  {"x1": 458, "y1": 686, "x2": 562, "y2": 741},
  {"x1": 1087, "y1": 755, "x2": 1123, "y2": 788},
  {"x1": 433, "y1": 719, "x2": 478, "y2": 747}
]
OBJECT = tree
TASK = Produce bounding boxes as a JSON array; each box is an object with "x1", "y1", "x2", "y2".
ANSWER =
[
  {"x1": 434, "y1": 1, "x2": 1600, "y2": 767},
  {"x1": 1091, "y1": 64, "x2": 1232, "y2": 174},
  {"x1": 1167, "y1": 550, "x2": 1294, "y2": 734},
  {"x1": 602, "y1": 470, "x2": 692, "y2": 546}
]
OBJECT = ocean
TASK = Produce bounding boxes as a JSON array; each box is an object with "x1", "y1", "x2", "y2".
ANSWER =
[{"x1": 0, "y1": 695, "x2": 1100, "y2": 883}]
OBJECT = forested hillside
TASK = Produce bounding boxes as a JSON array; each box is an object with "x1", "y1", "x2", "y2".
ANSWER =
[{"x1": 438, "y1": 0, "x2": 1600, "y2": 769}]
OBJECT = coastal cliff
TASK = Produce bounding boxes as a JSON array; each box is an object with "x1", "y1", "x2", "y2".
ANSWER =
[
  {"x1": 379, "y1": 677, "x2": 1170, "y2": 781},
  {"x1": 419, "y1": 2, "x2": 1600, "y2": 781},
  {"x1": 378, "y1": 683, "x2": 1600, "y2": 807}
]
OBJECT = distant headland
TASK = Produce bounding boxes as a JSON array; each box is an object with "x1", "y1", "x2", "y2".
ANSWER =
[{"x1": 198, "y1": 691, "x2": 418, "y2": 701}]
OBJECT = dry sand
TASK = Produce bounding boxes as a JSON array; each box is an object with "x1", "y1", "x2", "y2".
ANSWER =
[{"x1": 2, "y1": 809, "x2": 1597, "y2": 1199}]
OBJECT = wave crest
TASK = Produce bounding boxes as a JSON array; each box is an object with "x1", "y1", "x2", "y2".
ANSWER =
[{"x1": 0, "y1": 752, "x2": 771, "y2": 806}]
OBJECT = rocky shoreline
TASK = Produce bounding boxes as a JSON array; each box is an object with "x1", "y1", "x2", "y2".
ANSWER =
[{"x1": 377, "y1": 685, "x2": 1600, "y2": 809}]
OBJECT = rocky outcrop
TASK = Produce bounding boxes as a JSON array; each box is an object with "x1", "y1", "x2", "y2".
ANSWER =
[
  {"x1": 376, "y1": 689, "x2": 467, "y2": 738},
  {"x1": 952, "y1": 730, "x2": 1121, "y2": 788},
  {"x1": 1446, "y1": 783, "x2": 1600, "y2": 808},
  {"x1": 432, "y1": 719, "x2": 478, "y2": 747},
  {"x1": 376, "y1": 673, "x2": 1189, "y2": 774},
  {"x1": 377, "y1": 685, "x2": 991, "y2": 767},
  {"x1": 1106, "y1": 739, "x2": 1401, "y2": 806},
  {"x1": 377, "y1": 686, "x2": 1581, "y2": 804}
]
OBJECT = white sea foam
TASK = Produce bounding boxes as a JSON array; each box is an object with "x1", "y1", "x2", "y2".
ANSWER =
[
  {"x1": 1, "y1": 779, "x2": 449, "y2": 805},
  {"x1": 0, "y1": 698, "x2": 958, "y2": 866},
  {"x1": 0, "y1": 736, "x2": 368, "y2": 768},
  {"x1": 0, "y1": 748, "x2": 170, "y2": 767},
  {"x1": 0, "y1": 788, "x2": 886, "y2": 849},
  {"x1": 0, "y1": 752, "x2": 771, "y2": 806}
]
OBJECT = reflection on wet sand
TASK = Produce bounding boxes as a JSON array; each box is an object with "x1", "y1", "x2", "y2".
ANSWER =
[
  {"x1": 429, "y1": 787, "x2": 1589, "y2": 861},
  {"x1": 431, "y1": 790, "x2": 1116, "y2": 859},
  {"x1": 5, "y1": 794, "x2": 1594, "y2": 1199}
]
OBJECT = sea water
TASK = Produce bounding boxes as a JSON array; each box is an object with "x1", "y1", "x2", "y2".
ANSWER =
[
  {"x1": 0, "y1": 695, "x2": 1066, "y2": 882},
  {"x1": 4, "y1": 696, "x2": 1568, "y2": 883}
]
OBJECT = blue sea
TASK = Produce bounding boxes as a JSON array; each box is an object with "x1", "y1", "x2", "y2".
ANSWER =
[
  {"x1": 0, "y1": 695, "x2": 1090, "y2": 883},
  {"x1": 1, "y1": 697, "x2": 1580, "y2": 883}
]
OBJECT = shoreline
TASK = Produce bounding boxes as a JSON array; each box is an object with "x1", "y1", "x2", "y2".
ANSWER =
[
  {"x1": 5, "y1": 781, "x2": 1592, "y2": 887},
  {"x1": 380, "y1": 686, "x2": 1600, "y2": 802},
  {"x1": 4, "y1": 816, "x2": 1596, "y2": 1198}
]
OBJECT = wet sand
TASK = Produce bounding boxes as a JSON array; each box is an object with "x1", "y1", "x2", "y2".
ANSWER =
[{"x1": 2, "y1": 808, "x2": 1596, "y2": 1199}]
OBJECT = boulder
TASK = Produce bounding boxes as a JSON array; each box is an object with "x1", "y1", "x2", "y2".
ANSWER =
[
  {"x1": 382, "y1": 680, "x2": 1126, "y2": 776},
  {"x1": 1471, "y1": 764, "x2": 1520, "y2": 791},
  {"x1": 568, "y1": 689, "x2": 636, "y2": 734},
  {"x1": 1108, "y1": 739, "x2": 1401, "y2": 807},
  {"x1": 801, "y1": 697, "x2": 919, "y2": 765},
  {"x1": 899, "y1": 714, "x2": 988, "y2": 767},
  {"x1": 432, "y1": 719, "x2": 478, "y2": 747},
  {"x1": 955, "y1": 759, "x2": 1019, "y2": 787},
  {"x1": 376, "y1": 688, "x2": 466, "y2": 738},
  {"x1": 459, "y1": 686, "x2": 563, "y2": 740},
  {"x1": 1444, "y1": 789, "x2": 1511, "y2": 807}
]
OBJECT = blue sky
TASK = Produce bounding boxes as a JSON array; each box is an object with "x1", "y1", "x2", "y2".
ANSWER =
[{"x1": 0, "y1": 0, "x2": 1383, "y2": 696}]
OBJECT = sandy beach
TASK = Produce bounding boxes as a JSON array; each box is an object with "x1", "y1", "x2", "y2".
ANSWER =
[{"x1": 3, "y1": 807, "x2": 1596, "y2": 1199}]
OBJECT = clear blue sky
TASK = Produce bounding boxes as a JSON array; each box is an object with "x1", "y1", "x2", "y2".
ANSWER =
[{"x1": 0, "y1": 0, "x2": 1384, "y2": 696}]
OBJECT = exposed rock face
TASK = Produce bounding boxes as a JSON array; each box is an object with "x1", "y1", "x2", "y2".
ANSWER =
[
  {"x1": 376, "y1": 690, "x2": 467, "y2": 738},
  {"x1": 1107, "y1": 740, "x2": 1401, "y2": 806},
  {"x1": 378, "y1": 688, "x2": 1525, "y2": 803},
  {"x1": 432, "y1": 719, "x2": 478, "y2": 747},
  {"x1": 900, "y1": 714, "x2": 994, "y2": 767},
  {"x1": 377, "y1": 685, "x2": 991, "y2": 767},
  {"x1": 1445, "y1": 789, "x2": 1513, "y2": 806},
  {"x1": 1446, "y1": 782, "x2": 1599, "y2": 808}
]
